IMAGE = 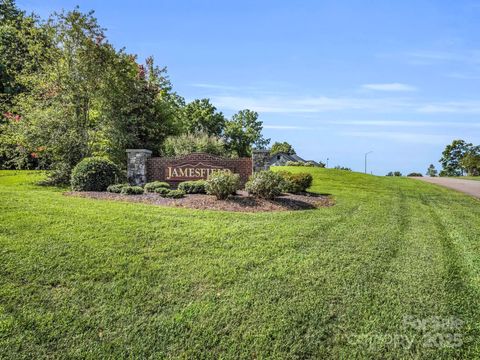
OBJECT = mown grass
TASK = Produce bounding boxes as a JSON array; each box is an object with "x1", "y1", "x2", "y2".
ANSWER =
[{"x1": 1, "y1": 168, "x2": 480, "y2": 359}]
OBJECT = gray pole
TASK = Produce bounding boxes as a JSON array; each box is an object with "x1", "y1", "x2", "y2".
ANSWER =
[{"x1": 364, "y1": 151, "x2": 373, "y2": 174}]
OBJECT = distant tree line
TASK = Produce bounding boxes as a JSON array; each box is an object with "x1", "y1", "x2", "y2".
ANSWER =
[{"x1": 0, "y1": 1, "x2": 269, "y2": 183}]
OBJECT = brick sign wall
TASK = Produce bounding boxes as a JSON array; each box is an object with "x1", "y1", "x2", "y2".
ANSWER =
[{"x1": 146, "y1": 153, "x2": 252, "y2": 186}]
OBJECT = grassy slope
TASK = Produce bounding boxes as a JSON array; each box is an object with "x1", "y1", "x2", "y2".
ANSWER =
[{"x1": 1, "y1": 169, "x2": 479, "y2": 359}]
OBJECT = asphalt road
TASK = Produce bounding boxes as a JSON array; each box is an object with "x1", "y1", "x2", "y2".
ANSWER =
[{"x1": 413, "y1": 177, "x2": 480, "y2": 199}]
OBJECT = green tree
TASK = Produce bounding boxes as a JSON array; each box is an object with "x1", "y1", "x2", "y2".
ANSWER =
[
  {"x1": 180, "y1": 98, "x2": 225, "y2": 136},
  {"x1": 426, "y1": 164, "x2": 438, "y2": 177},
  {"x1": 439, "y1": 139, "x2": 472, "y2": 176},
  {"x1": 270, "y1": 141, "x2": 296, "y2": 155},
  {"x1": 0, "y1": 0, "x2": 52, "y2": 168},
  {"x1": 224, "y1": 109, "x2": 270, "y2": 157},
  {"x1": 162, "y1": 133, "x2": 229, "y2": 157},
  {"x1": 0, "y1": 0, "x2": 51, "y2": 112},
  {"x1": 460, "y1": 148, "x2": 480, "y2": 176},
  {"x1": 11, "y1": 7, "x2": 180, "y2": 180}
]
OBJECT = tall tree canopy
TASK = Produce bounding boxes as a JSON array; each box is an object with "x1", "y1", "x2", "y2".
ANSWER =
[
  {"x1": 439, "y1": 139, "x2": 473, "y2": 176},
  {"x1": 180, "y1": 98, "x2": 225, "y2": 136},
  {"x1": 270, "y1": 141, "x2": 296, "y2": 155},
  {"x1": 224, "y1": 109, "x2": 270, "y2": 157}
]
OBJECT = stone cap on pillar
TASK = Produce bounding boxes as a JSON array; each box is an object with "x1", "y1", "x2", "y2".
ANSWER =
[{"x1": 126, "y1": 149, "x2": 152, "y2": 155}]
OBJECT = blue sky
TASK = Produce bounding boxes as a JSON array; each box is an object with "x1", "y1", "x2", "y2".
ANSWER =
[{"x1": 20, "y1": 0, "x2": 480, "y2": 174}]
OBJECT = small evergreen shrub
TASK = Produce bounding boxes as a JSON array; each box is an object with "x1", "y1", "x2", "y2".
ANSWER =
[
  {"x1": 120, "y1": 185, "x2": 144, "y2": 195},
  {"x1": 107, "y1": 183, "x2": 128, "y2": 193},
  {"x1": 245, "y1": 170, "x2": 284, "y2": 200},
  {"x1": 285, "y1": 161, "x2": 304, "y2": 166},
  {"x1": 144, "y1": 181, "x2": 170, "y2": 193},
  {"x1": 278, "y1": 171, "x2": 313, "y2": 193},
  {"x1": 334, "y1": 166, "x2": 352, "y2": 171},
  {"x1": 162, "y1": 189, "x2": 186, "y2": 199},
  {"x1": 154, "y1": 187, "x2": 170, "y2": 195},
  {"x1": 71, "y1": 157, "x2": 121, "y2": 191},
  {"x1": 284, "y1": 161, "x2": 317, "y2": 167},
  {"x1": 205, "y1": 172, "x2": 240, "y2": 200},
  {"x1": 178, "y1": 180, "x2": 207, "y2": 194}
]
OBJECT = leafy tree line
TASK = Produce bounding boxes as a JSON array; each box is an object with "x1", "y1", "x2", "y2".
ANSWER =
[
  {"x1": 0, "y1": 1, "x2": 269, "y2": 183},
  {"x1": 439, "y1": 139, "x2": 480, "y2": 176}
]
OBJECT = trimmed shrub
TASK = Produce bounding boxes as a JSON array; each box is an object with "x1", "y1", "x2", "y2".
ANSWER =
[
  {"x1": 334, "y1": 166, "x2": 352, "y2": 171},
  {"x1": 144, "y1": 181, "x2": 170, "y2": 193},
  {"x1": 407, "y1": 172, "x2": 423, "y2": 177},
  {"x1": 205, "y1": 171, "x2": 240, "y2": 200},
  {"x1": 107, "y1": 183, "x2": 128, "y2": 193},
  {"x1": 284, "y1": 161, "x2": 317, "y2": 167},
  {"x1": 162, "y1": 189, "x2": 186, "y2": 199},
  {"x1": 178, "y1": 180, "x2": 207, "y2": 194},
  {"x1": 120, "y1": 185, "x2": 144, "y2": 195},
  {"x1": 278, "y1": 171, "x2": 313, "y2": 193},
  {"x1": 71, "y1": 157, "x2": 121, "y2": 191},
  {"x1": 285, "y1": 161, "x2": 304, "y2": 166},
  {"x1": 245, "y1": 170, "x2": 284, "y2": 200},
  {"x1": 154, "y1": 187, "x2": 170, "y2": 195}
]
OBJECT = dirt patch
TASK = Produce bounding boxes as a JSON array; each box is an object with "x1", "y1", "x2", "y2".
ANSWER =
[{"x1": 64, "y1": 190, "x2": 334, "y2": 212}]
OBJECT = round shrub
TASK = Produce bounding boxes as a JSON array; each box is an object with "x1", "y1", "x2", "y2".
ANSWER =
[
  {"x1": 178, "y1": 180, "x2": 207, "y2": 194},
  {"x1": 162, "y1": 189, "x2": 186, "y2": 199},
  {"x1": 278, "y1": 171, "x2": 313, "y2": 193},
  {"x1": 71, "y1": 157, "x2": 121, "y2": 191},
  {"x1": 144, "y1": 181, "x2": 170, "y2": 193},
  {"x1": 285, "y1": 161, "x2": 303, "y2": 166},
  {"x1": 407, "y1": 172, "x2": 423, "y2": 177},
  {"x1": 154, "y1": 187, "x2": 170, "y2": 195},
  {"x1": 245, "y1": 170, "x2": 284, "y2": 200},
  {"x1": 107, "y1": 183, "x2": 128, "y2": 193},
  {"x1": 120, "y1": 185, "x2": 144, "y2": 195},
  {"x1": 205, "y1": 171, "x2": 240, "y2": 200}
]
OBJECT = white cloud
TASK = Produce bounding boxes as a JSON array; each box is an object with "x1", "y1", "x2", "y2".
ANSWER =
[
  {"x1": 342, "y1": 131, "x2": 451, "y2": 145},
  {"x1": 362, "y1": 83, "x2": 417, "y2": 92},
  {"x1": 263, "y1": 125, "x2": 311, "y2": 130},
  {"x1": 211, "y1": 95, "x2": 413, "y2": 113},
  {"x1": 265, "y1": 120, "x2": 480, "y2": 129},
  {"x1": 417, "y1": 101, "x2": 480, "y2": 114}
]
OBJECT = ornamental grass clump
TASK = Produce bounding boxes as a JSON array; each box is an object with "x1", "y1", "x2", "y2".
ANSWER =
[
  {"x1": 71, "y1": 157, "x2": 121, "y2": 192},
  {"x1": 205, "y1": 172, "x2": 240, "y2": 200},
  {"x1": 144, "y1": 181, "x2": 170, "y2": 193},
  {"x1": 245, "y1": 170, "x2": 284, "y2": 200}
]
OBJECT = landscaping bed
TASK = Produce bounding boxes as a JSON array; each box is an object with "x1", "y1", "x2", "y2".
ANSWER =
[{"x1": 64, "y1": 190, "x2": 334, "y2": 212}]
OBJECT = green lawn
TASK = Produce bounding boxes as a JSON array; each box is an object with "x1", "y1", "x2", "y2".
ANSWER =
[{"x1": 1, "y1": 169, "x2": 480, "y2": 359}]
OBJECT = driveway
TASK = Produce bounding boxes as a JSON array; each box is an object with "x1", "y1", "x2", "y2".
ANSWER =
[{"x1": 413, "y1": 177, "x2": 480, "y2": 199}]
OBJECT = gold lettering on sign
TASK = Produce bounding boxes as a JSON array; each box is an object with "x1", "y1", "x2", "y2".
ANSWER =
[{"x1": 166, "y1": 163, "x2": 232, "y2": 180}]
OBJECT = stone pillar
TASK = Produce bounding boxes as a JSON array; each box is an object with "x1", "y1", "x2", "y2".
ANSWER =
[
  {"x1": 252, "y1": 149, "x2": 271, "y2": 172},
  {"x1": 126, "y1": 149, "x2": 152, "y2": 186}
]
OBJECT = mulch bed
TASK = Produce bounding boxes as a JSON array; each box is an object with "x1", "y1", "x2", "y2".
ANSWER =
[{"x1": 64, "y1": 190, "x2": 334, "y2": 212}]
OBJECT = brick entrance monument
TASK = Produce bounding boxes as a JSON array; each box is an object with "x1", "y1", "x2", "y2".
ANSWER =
[{"x1": 127, "y1": 149, "x2": 272, "y2": 186}]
